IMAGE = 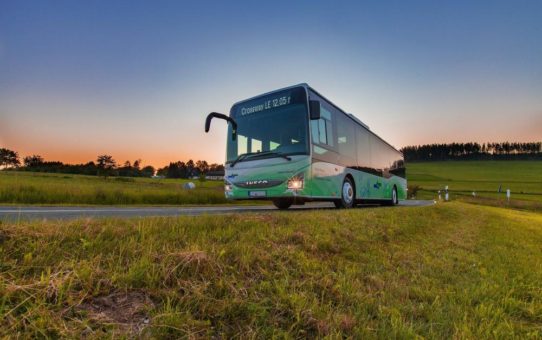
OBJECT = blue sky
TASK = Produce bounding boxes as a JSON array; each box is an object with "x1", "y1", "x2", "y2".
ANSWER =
[{"x1": 1, "y1": 0, "x2": 541, "y2": 166}]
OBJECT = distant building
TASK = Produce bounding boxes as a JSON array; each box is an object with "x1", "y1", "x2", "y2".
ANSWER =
[{"x1": 205, "y1": 170, "x2": 224, "y2": 181}]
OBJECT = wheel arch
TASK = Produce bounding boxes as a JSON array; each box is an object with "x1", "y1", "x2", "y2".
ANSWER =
[{"x1": 392, "y1": 184, "x2": 398, "y2": 203}]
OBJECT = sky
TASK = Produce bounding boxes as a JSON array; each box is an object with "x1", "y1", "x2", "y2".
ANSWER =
[{"x1": 1, "y1": 0, "x2": 541, "y2": 167}]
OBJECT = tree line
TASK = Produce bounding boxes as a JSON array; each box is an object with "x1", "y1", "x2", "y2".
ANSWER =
[
  {"x1": 156, "y1": 160, "x2": 224, "y2": 179},
  {"x1": 401, "y1": 142, "x2": 542, "y2": 162},
  {"x1": 3, "y1": 141, "x2": 540, "y2": 175},
  {"x1": 0, "y1": 148, "x2": 224, "y2": 179}
]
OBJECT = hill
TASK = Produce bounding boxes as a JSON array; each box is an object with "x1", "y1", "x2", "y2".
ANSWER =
[{"x1": 407, "y1": 160, "x2": 542, "y2": 203}]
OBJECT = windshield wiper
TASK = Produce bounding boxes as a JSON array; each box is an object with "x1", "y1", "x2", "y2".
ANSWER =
[
  {"x1": 230, "y1": 151, "x2": 292, "y2": 167},
  {"x1": 254, "y1": 151, "x2": 292, "y2": 162},
  {"x1": 230, "y1": 152, "x2": 259, "y2": 168}
]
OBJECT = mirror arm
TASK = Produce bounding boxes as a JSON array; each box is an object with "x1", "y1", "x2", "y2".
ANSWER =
[{"x1": 205, "y1": 112, "x2": 238, "y2": 140}]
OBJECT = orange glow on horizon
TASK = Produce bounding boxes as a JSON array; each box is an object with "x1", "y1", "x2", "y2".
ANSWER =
[{"x1": 4, "y1": 146, "x2": 225, "y2": 169}]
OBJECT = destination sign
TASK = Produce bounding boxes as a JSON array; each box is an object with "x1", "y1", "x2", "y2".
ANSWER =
[
  {"x1": 240, "y1": 95, "x2": 291, "y2": 116},
  {"x1": 232, "y1": 86, "x2": 307, "y2": 117}
]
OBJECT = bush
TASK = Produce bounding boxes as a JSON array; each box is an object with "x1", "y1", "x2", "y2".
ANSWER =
[{"x1": 408, "y1": 185, "x2": 421, "y2": 198}]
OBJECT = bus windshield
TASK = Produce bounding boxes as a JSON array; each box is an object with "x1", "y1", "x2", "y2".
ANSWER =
[{"x1": 226, "y1": 87, "x2": 309, "y2": 164}]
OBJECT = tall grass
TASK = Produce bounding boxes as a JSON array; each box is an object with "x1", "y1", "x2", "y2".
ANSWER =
[
  {"x1": 0, "y1": 171, "x2": 228, "y2": 205},
  {"x1": 1, "y1": 202, "x2": 541, "y2": 337}
]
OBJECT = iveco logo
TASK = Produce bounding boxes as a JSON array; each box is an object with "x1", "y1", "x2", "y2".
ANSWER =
[{"x1": 245, "y1": 180, "x2": 269, "y2": 186}]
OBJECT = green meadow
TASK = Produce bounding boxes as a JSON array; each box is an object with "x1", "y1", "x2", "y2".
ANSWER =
[
  {"x1": 0, "y1": 171, "x2": 228, "y2": 205},
  {"x1": 408, "y1": 160, "x2": 542, "y2": 203},
  {"x1": 1, "y1": 202, "x2": 541, "y2": 337},
  {"x1": 3, "y1": 160, "x2": 542, "y2": 206}
]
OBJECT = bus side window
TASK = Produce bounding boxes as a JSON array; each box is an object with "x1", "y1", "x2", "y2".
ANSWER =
[
  {"x1": 310, "y1": 104, "x2": 334, "y2": 147},
  {"x1": 336, "y1": 114, "x2": 356, "y2": 161},
  {"x1": 311, "y1": 120, "x2": 320, "y2": 144},
  {"x1": 319, "y1": 119, "x2": 328, "y2": 144}
]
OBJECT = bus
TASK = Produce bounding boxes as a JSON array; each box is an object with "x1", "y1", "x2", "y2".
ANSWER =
[{"x1": 205, "y1": 83, "x2": 406, "y2": 209}]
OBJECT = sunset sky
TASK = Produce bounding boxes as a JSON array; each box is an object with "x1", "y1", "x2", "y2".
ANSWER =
[{"x1": 1, "y1": 1, "x2": 541, "y2": 168}]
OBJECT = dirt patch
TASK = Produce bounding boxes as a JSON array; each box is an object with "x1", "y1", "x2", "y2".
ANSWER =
[
  {"x1": 0, "y1": 228, "x2": 10, "y2": 245},
  {"x1": 78, "y1": 291, "x2": 154, "y2": 334}
]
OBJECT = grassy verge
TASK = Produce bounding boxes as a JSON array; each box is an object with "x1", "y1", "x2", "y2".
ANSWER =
[
  {"x1": 412, "y1": 189, "x2": 542, "y2": 213},
  {"x1": 0, "y1": 171, "x2": 233, "y2": 205},
  {"x1": 1, "y1": 202, "x2": 541, "y2": 337}
]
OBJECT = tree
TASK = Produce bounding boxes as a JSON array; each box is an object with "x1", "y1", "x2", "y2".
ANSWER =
[
  {"x1": 165, "y1": 162, "x2": 183, "y2": 178},
  {"x1": 96, "y1": 155, "x2": 116, "y2": 179},
  {"x1": 0, "y1": 148, "x2": 20, "y2": 169},
  {"x1": 23, "y1": 155, "x2": 44, "y2": 168},
  {"x1": 209, "y1": 163, "x2": 224, "y2": 172},
  {"x1": 196, "y1": 160, "x2": 209, "y2": 174},
  {"x1": 141, "y1": 165, "x2": 155, "y2": 177},
  {"x1": 118, "y1": 160, "x2": 133, "y2": 177},
  {"x1": 186, "y1": 159, "x2": 195, "y2": 178}
]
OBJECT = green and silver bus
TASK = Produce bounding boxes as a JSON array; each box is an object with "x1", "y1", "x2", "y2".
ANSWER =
[{"x1": 205, "y1": 84, "x2": 406, "y2": 209}]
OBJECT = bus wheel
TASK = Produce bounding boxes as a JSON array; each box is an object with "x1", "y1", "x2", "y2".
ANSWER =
[
  {"x1": 334, "y1": 177, "x2": 355, "y2": 209},
  {"x1": 273, "y1": 198, "x2": 293, "y2": 210},
  {"x1": 388, "y1": 186, "x2": 398, "y2": 206}
]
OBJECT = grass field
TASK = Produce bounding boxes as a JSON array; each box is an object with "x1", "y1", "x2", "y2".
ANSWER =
[
  {"x1": 408, "y1": 160, "x2": 542, "y2": 203},
  {"x1": 0, "y1": 171, "x2": 229, "y2": 205},
  {"x1": 1, "y1": 202, "x2": 541, "y2": 337},
  {"x1": 2, "y1": 160, "x2": 542, "y2": 207}
]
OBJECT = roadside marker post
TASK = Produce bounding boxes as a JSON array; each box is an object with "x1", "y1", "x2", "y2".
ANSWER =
[
  {"x1": 506, "y1": 189, "x2": 511, "y2": 202},
  {"x1": 445, "y1": 186, "x2": 449, "y2": 201}
]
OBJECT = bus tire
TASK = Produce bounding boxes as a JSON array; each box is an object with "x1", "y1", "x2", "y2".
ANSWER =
[
  {"x1": 388, "y1": 186, "x2": 398, "y2": 206},
  {"x1": 273, "y1": 198, "x2": 293, "y2": 210},
  {"x1": 334, "y1": 177, "x2": 355, "y2": 209}
]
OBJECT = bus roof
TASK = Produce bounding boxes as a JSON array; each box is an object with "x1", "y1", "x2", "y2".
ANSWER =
[
  {"x1": 229, "y1": 83, "x2": 311, "y2": 108},
  {"x1": 230, "y1": 83, "x2": 402, "y2": 155}
]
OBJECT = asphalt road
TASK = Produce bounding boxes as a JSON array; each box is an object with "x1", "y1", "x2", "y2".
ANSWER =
[{"x1": 0, "y1": 200, "x2": 434, "y2": 221}]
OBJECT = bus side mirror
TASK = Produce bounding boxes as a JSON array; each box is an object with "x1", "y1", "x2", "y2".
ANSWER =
[
  {"x1": 309, "y1": 100, "x2": 321, "y2": 120},
  {"x1": 205, "y1": 112, "x2": 238, "y2": 141}
]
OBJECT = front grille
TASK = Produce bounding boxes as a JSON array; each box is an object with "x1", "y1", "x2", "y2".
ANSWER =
[{"x1": 234, "y1": 179, "x2": 284, "y2": 188}]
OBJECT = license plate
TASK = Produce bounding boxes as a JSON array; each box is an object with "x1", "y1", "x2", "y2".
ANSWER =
[{"x1": 249, "y1": 191, "x2": 266, "y2": 198}]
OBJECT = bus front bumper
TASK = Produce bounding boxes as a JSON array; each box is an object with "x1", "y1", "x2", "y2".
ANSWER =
[{"x1": 225, "y1": 181, "x2": 309, "y2": 200}]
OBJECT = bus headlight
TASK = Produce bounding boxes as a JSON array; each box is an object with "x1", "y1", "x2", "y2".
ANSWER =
[
  {"x1": 287, "y1": 174, "x2": 304, "y2": 190},
  {"x1": 224, "y1": 181, "x2": 233, "y2": 192}
]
